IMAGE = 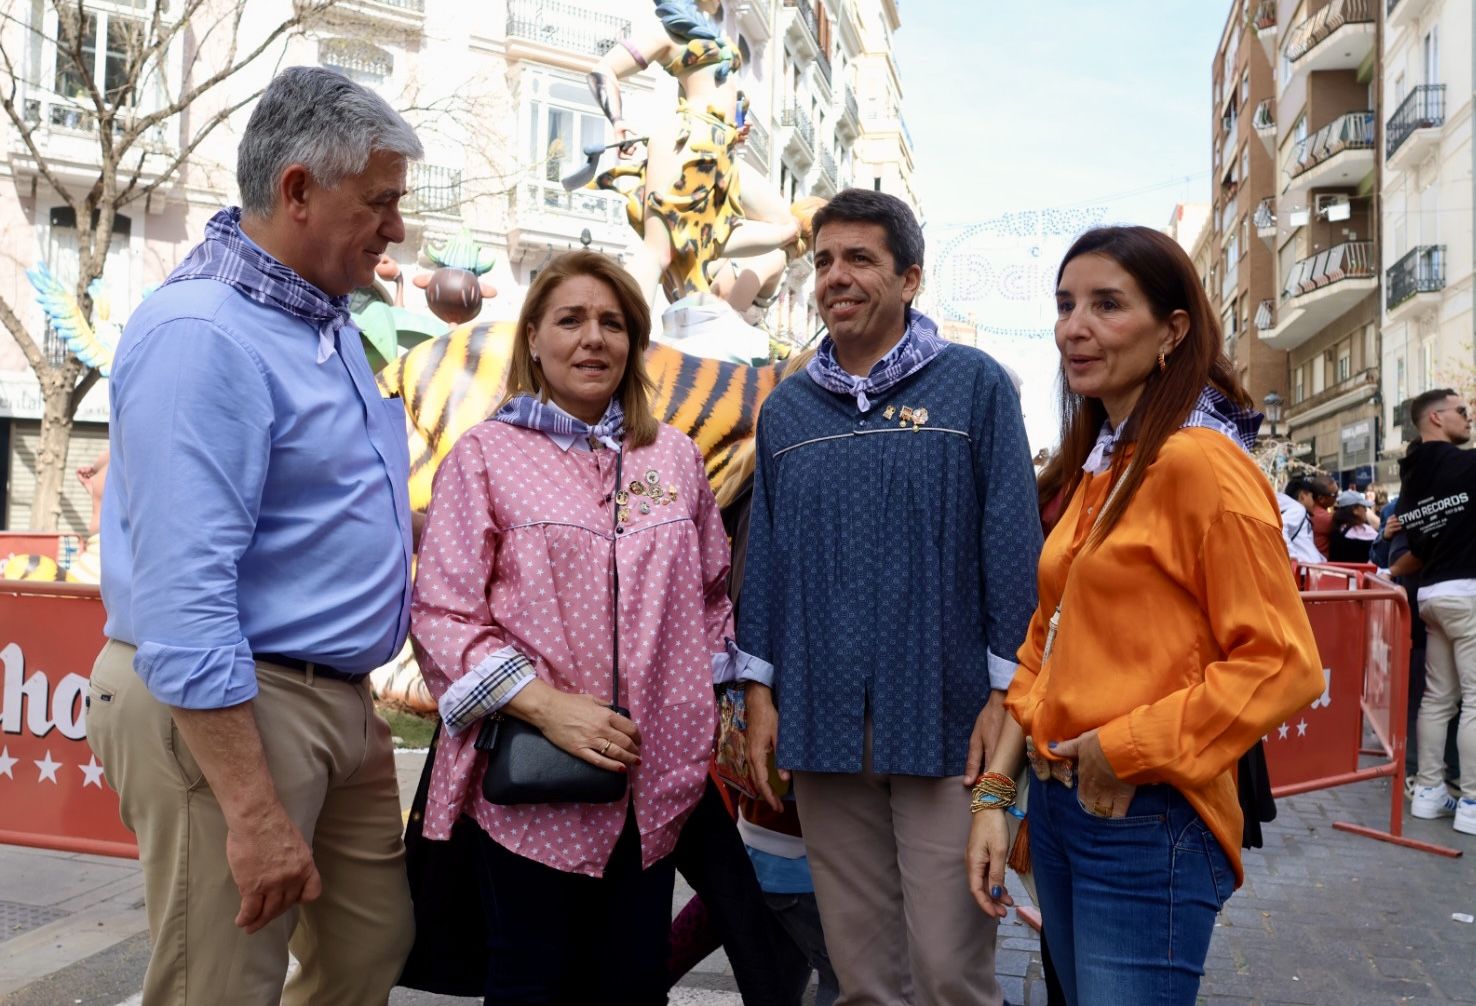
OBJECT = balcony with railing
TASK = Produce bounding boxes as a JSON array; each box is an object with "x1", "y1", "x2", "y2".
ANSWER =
[
  {"x1": 1253, "y1": 0, "x2": 1277, "y2": 31},
  {"x1": 1253, "y1": 198, "x2": 1276, "y2": 240},
  {"x1": 1387, "y1": 0, "x2": 1436, "y2": 32},
  {"x1": 505, "y1": 0, "x2": 632, "y2": 59},
  {"x1": 818, "y1": 149, "x2": 839, "y2": 193},
  {"x1": 742, "y1": 117, "x2": 770, "y2": 174},
  {"x1": 1252, "y1": 99, "x2": 1274, "y2": 136},
  {"x1": 783, "y1": 0, "x2": 820, "y2": 59},
  {"x1": 1262, "y1": 241, "x2": 1377, "y2": 350},
  {"x1": 505, "y1": 176, "x2": 629, "y2": 260},
  {"x1": 1285, "y1": 0, "x2": 1374, "y2": 72},
  {"x1": 1254, "y1": 299, "x2": 1275, "y2": 332},
  {"x1": 1386, "y1": 245, "x2": 1445, "y2": 319},
  {"x1": 1386, "y1": 84, "x2": 1446, "y2": 166},
  {"x1": 837, "y1": 84, "x2": 860, "y2": 142},
  {"x1": 1284, "y1": 111, "x2": 1375, "y2": 191},
  {"x1": 781, "y1": 104, "x2": 815, "y2": 167},
  {"x1": 403, "y1": 163, "x2": 462, "y2": 218},
  {"x1": 11, "y1": 90, "x2": 175, "y2": 190}
]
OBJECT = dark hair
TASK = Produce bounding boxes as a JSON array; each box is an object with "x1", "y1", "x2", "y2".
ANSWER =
[
  {"x1": 1284, "y1": 477, "x2": 1315, "y2": 498},
  {"x1": 1410, "y1": 387, "x2": 1458, "y2": 427},
  {"x1": 501, "y1": 251, "x2": 658, "y2": 448},
  {"x1": 1051, "y1": 226, "x2": 1251, "y2": 545},
  {"x1": 811, "y1": 188, "x2": 925, "y2": 275}
]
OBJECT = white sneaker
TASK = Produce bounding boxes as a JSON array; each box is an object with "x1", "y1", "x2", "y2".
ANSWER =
[
  {"x1": 1455, "y1": 799, "x2": 1476, "y2": 836},
  {"x1": 1411, "y1": 784, "x2": 1459, "y2": 819}
]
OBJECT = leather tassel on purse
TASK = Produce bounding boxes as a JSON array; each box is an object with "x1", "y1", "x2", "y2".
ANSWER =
[{"x1": 1007, "y1": 818, "x2": 1031, "y2": 875}]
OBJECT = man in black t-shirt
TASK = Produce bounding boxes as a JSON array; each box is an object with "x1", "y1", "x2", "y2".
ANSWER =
[{"x1": 1396, "y1": 388, "x2": 1476, "y2": 835}]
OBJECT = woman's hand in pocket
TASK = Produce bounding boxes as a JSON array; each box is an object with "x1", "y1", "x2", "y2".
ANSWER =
[
  {"x1": 1052, "y1": 729, "x2": 1135, "y2": 818},
  {"x1": 505, "y1": 680, "x2": 641, "y2": 771}
]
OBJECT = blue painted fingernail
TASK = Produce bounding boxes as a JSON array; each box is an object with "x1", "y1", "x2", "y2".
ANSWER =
[
  {"x1": 1048, "y1": 741, "x2": 1058, "y2": 749},
  {"x1": 990, "y1": 886, "x2": 1003, "y2": 899}
]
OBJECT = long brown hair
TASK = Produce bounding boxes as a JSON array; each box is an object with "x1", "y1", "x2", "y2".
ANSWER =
[
  {"x1": 1052, "y1": 226, "x2": 1251, "y2": 544},
  {"x1": 500, "y1": 251, "x2": 659, "y2": 448},
  {"x1": 713, "y1": 347, "x2": 817, "y2": 510}
]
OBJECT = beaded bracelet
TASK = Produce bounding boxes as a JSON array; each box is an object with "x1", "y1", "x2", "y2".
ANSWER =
[{"x1": 969, "y1": 771, "x2": 1017, "y2": 814}]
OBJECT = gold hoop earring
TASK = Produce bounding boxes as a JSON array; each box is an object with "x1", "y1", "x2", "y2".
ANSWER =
[{"x1": 1157, "y1": 351, "x2": 1167, "y2": 374}]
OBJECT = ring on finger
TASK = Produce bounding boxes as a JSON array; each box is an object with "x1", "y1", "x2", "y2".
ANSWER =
[{"x1": 599, "y1": 738, "x2": 612, "y2": 756}]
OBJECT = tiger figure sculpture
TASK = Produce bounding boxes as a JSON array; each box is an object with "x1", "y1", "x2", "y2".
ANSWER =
[{"x1": 377, "y1": 319, "x2": 790, "y2": 512}]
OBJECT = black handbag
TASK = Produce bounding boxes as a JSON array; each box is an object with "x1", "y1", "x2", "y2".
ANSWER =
[{"x1": 473, "y1": 446, "x2": 629, "y2": 805}]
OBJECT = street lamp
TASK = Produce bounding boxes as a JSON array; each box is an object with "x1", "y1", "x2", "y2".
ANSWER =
[{"x1": 1263, "y1": 391, "x2": 1284, "y2": 439}]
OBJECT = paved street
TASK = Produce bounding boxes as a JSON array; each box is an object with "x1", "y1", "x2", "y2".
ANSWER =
[{"x1": 2, "y1": 751, "x2": 1472, "y2": 1006}]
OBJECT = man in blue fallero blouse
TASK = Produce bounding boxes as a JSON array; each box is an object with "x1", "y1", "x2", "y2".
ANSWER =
[
  {"x1": 739, "y1": 188, "x2": 1043, "y2": 1005},
  {"x1": 86, "y1": 68, "x2": 422, "y2": 1006}
]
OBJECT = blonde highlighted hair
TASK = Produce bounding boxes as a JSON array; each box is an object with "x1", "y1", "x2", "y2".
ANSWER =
[{"x1": 500, "y1": 251, "x2": 659, "y2": 448}]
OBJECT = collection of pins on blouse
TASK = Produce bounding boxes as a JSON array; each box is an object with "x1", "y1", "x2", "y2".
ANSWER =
[
  {"x1": 882, "y1": 405, "x2": 929, "y2": 430},
  {"x1": 615, "y1": 469, "x2": 679, "y2": 524}
]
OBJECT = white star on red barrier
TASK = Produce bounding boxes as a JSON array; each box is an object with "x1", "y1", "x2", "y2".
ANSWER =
[
  {"x1": 79, "y1": 755, "x2": 106, "y2": 789},
  {"x1": 34, "y1": 750, "x2": 61, "y2": 784},
  {"x1": 0, "y1": 746, "x2": 16, "y2": 779}
]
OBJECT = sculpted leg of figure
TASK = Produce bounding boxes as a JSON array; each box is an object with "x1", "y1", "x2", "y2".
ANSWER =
[{"x1": 707, "y1": 248, "x2": 787, "y2": 314}]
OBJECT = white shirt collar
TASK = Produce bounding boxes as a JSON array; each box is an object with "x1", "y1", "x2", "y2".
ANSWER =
[{"x1": 543, "y1": 400, "x2": 593, "y2": 453}]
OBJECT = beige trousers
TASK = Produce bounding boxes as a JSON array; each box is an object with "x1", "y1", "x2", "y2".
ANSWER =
[
  {"x1": 1417, "y1": 594, "x2": 1476, "y2": 799},
  {"x1": 793, "y1": 723, "x2": 1002, "y2": 1006},
  {"x1": 86, "y1": 641, "x2": 413, "y2": 1006}
]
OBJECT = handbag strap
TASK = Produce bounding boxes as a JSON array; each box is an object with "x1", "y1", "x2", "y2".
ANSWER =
[
  {"x1": 1040, "y1": 466, "x2": 1131, "y2": 664},
  {"x1": 609, "y1": 447, "x2": 622, "y2": 709}
]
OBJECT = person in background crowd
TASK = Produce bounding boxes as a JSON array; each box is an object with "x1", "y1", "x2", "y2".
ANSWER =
[
  {"x1": 1396, "y1": 388, "x2": 1476, "y2": 836},
  {"x1": 1277, "y1": 478, "x2": 1323, "y2": 564},
  {"x1": 1326, "y1": 490, "x2": 1379, "y2": 564},
  {"x1": 967, "y1": 225, "x2": 1323, "y2": 1004},
  {"x1": 88, "y1": 67, "x2": 422, "y2": 1005},
  {"x1": 1308, "y1": 474, "x2": 1339, "y2": 558},
  {"x1": 739, "y1": 188, "x2": 1043, "y2": 1006}
]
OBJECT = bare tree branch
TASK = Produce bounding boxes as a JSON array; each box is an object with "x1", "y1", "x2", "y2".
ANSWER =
[
  {"x1": 0, "y1": 290, "x2": 52, "y2": 380},
  {"x1": 119, "y1": 88, "x2": 262, "y2": 206}
]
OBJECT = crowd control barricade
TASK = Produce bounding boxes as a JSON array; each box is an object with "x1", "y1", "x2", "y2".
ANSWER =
[
  {"x1": 0, "y1": 580, "x2": 136, "y2": 858},
  {"x1": 0, "y1": 532, "x2": 63, "y2": 558},
  {"x1": 1265, "y1": 565, "x2": 1460, "y2": 858}
]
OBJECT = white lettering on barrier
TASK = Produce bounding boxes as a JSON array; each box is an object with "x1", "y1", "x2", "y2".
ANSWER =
[
  {"x1": 1309, "y1": 667, "x2": 1333, "y2": 710},
  {"x1": 0, "y1": 642, "x2": 88, "y2": 741}
]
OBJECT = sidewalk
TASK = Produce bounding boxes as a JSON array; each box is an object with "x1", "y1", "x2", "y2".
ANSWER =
[{"x1": 2, "y1": 753, "x2": 1473, "y2": 1005}]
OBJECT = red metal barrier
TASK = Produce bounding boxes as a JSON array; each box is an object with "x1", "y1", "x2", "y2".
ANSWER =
[
  {"x1": 0, "y1": 581, "x2": 136, "y2": 858},
  {"x1": 0, "y1": 532, "x2": 63, "y2": 558},
  {"x1": 1265, "y1": 566, "x2": 1460, "y2": 858}
]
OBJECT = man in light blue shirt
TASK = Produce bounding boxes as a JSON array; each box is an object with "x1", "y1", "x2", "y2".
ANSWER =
[{"x1": 86, "y1": 67, "x2": 422, "y2": 1005}]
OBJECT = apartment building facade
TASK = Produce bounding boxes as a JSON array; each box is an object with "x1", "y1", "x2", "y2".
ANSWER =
[
  {"x1": 1210, "y1": 4, "x2": 1285, "y2": 413},
  {"x1": 0, "y1": 0, "x2": 915, "y2": 532},
  {"x1": 1208, "y1": 0, "x2": 1383, "y2": 489},
  {"x1": 1378, "y1": 0, "x2": 1473, "y2": 476}
]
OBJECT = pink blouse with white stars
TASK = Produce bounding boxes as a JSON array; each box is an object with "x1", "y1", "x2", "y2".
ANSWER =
[{"x1": 410, "y1": 419, "x2": 743, "y2": 877}]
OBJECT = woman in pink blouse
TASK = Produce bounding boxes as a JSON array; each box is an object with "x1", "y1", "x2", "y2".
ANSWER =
[{"x1": 410, "y1": 251, "x2": 745, "y2": 1004}]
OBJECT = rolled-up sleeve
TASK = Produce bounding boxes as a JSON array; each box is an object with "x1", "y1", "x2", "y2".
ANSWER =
[
  {"x1": 410, "y1": 431, "x2": 534, "y2": 735},
  {"x1": 1096, "y1": 512, "x2": 1324, "y2": 788},
  {"x1": 113, "y1": 320, "x2": 272, "y2": 709}
]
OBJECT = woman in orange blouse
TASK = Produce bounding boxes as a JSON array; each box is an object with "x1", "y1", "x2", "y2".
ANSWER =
[{"x1": 965, "y1": 226, "x2": 1323, "y2": 1005}]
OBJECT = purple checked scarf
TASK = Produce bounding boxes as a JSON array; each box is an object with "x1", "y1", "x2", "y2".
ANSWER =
[
  {"x1": 494, "y1": 393, "x2": 626, "y2": 452},
  {"x1": 806, "y1": 309, "x2": 948, "y2": 412},
  {"x1": 1084, "y1": 386, "x2": 1264, "y2": 474},
  {"x1": 162, "y1": 207, "x2": 351, "y2": 364}
]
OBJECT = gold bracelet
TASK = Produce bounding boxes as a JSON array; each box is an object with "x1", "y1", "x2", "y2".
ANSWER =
[{"x1": 969, "y1": 772, "x2": 1017, "y2": 814}]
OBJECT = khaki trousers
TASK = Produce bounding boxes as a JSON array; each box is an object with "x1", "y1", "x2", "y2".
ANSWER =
[
  {"x1": 1417, "y1": 594, "x2": 1476, "y2": 799},
  {"x1": 793, "y1": 723, "x2": 1002, "y2": 1006},
  {"x1": 86, "y1": 641, "x2": 413, "y2": 1006}
]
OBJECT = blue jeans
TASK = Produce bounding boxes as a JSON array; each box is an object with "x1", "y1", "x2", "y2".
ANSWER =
[
  {"x1": 763, "y1": 891, "x2": 840, "y2": 1006},
  {"x1": 1028, "y1": 779, "x2": 1235, "y2": 1006}
]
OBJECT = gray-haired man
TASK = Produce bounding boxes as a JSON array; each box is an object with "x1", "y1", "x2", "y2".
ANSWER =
[{"x1": 87, "y1": 67, "x2": 421, "y2": 1004}]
